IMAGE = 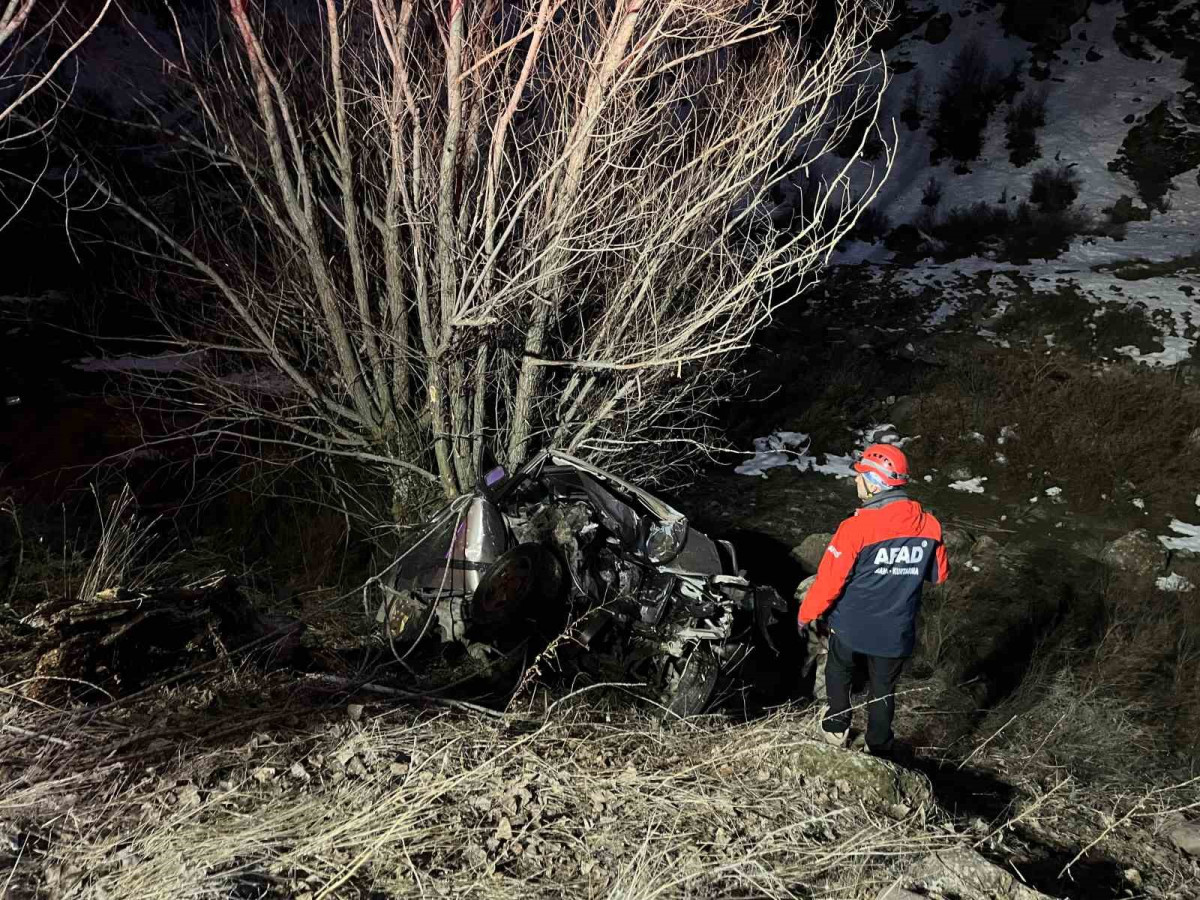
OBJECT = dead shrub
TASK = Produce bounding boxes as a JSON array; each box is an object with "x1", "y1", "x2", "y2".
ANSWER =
[
  {"x1": 910, "y1": 584, "x2": 963, "y2": 679},
  {"x1": 930, "y1": 201, "x2": 1011, "y2": 256},
  {"x1": 849, "y1": 205, "x2": 892, "y2": 243},
  {"x1": 926, "y1": 200, "x2": 1088, "y2": 263},
  {"x1": 77, "y1": 485, "x2": 169, "y2": 600},
  {"x1": 1103, "y1": 194, "x2": 1152, "y2": 226},
  {"x1": 920, "y1": 176, "x2": 943, "y2": 208},
  {"x1": 1004, "y1": 90, "x2": 1047, "y2": 167},
  {"x1": 929, "y1": 39, "x2": 1003, "y2": 164},
  {"x1": 1029, "y1": 163, "x2": 1081, "y2": 212},
  {"x1": 1091, "y1": 575, "x2": 1200, "y2": 759},
  {"x1": 899, "y1": 71, "x2": 924, "y2": 131}
]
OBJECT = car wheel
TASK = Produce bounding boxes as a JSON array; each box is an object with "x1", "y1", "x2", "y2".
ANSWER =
[{"x1": 471, "y1": 543, "x2": 565, "y2": 637}]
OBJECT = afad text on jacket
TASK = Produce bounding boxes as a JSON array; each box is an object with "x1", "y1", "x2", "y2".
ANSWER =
[{"x1": 799, "y1": 490, "x2": 950, "y2": 658}]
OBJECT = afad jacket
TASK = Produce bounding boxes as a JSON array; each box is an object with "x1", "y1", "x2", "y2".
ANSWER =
[{"x1": 798, "y1": 490, "x2": 950, "y2": 658}]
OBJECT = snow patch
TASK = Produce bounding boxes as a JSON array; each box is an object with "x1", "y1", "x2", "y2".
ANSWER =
[
  {"x1": 809, "y1": 452, "x2": 859, "y2": 480},
  {"x1": 734, "y1": 432, "x2": 811, "y2": 477},
  {"x1": 1116, "y1": 336, "x2": 1196, "y2": 368},
  {"x1": 1160, "y1": 520, "x2": 1200, "y2": 553},
  {"x1": 925, "y1": 298, "x2": 961, "y2": 328},
  {"x1": 950, "y1": 476, "x2": 988, "y2": 494},
  {"x1": 735, "y1": 423, "x2": 916, "y2": 480},
  {"x1": 1156, "y1": 572, "x2": 1195, "y2": 593},
  {"x1": 218, "y1": 369, "x2": 294, "y2": 395}
]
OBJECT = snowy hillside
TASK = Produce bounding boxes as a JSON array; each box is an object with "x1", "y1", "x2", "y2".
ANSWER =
[{"x1": 828, "y1": 0, "x2": 1200, "y2": 367}]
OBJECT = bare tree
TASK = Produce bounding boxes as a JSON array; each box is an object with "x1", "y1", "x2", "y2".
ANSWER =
[
  {"x1": 1, "y1": 0, "x2": 111, "y2": 230},
  {"x1": 85, "y1": 0, "x2": 893, "y2": 510}
]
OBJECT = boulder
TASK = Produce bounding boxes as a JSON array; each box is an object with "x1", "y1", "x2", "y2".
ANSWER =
[
  {"x1": 877, "y1": 848, "x2": 1055, "y2": 900},
  {"x1": 889, "y1": 395, "x2": 919, "y2": 426},
  {"x1": 1101, "y1": 529, "x2": 1168, "y2": 576},
  {"x1": 789, "y1": 741, "x2": 931, "y2": 811},
  {"x1": 965, "y1": 535, "x2": 1003, "y2": 571},
  {"x1": 791, "y1": 533, "x2": 834, "y2": 575},
  {"x1": 1168, "y1": 819, "x2": 1200, "y2": 858},
  {"x1": 942, "y1": 528, "x2": 975, "y2": 558}
]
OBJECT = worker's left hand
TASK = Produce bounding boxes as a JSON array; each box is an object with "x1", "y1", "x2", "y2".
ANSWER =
[{"x1": 797, "y1": 618, "x2": 809, "y2": 638}]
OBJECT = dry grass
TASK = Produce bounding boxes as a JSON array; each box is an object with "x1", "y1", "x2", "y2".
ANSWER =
[
  {"x1": 76, "y1": 484, "x2": 171, "y2": 602},
  {"x1": 959, "y1": 660, "x2": 1200, "y2": 898},
  {"x1": 0, "y1": 672, "x2": 952, "y2": 899},
  {"x1": 991, "y1": 571, "x2": 1200, "y2": 775},
  {"x1": 908, "y1": 349, "x2": 1200, "y2": 510}
]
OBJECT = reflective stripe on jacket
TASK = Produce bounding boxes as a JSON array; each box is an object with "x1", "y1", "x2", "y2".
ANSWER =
[{"x1": 798, "y1": 491, "x2": 949, "y2": 658}]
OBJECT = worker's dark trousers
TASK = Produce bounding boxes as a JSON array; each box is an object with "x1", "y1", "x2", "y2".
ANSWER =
[{"x1": 822, "y1": 632, "x2": 906, "y2": 754}]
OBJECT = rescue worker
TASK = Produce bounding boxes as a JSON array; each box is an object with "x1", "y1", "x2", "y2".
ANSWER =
[{"x1": 797, "y1": 443, "x2": 949, "y2": 757}]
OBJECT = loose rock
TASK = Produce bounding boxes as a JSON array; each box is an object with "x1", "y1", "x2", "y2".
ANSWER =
[
  {"x1": 941, "y1": 528, "x2": 975, "y2": 557},
  {"x1": 1168, "y1": 819, "x2": 1200, "y2": 857},
  {"x1": 791, "y1": 533, "x2": 834, "y2": 575},
  {"x1": 877, "y1": 848, "x2": 1054, "y2": 899},
  {"x1": 963, "y1": 535, "x2": 1003, "y2": 573},
  {"x1": 1101, "y1": 529, "x2": 1168, "y2": 576}
]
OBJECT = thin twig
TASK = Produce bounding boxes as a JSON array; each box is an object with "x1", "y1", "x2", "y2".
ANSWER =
[
  {"x1": 311, "y1": 674, "x2": 507, "y2": 720},
  {"x1": 957, "y1": 714, "x2": 1018, "y2": 771},
  {"x1": 1, "y1": 722, "x2": 74, "y2": 748}
]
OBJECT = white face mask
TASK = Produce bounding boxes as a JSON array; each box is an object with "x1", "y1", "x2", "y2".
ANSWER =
[{"x1": 856, "y1": 473, "x2": 873, "y2": 502}]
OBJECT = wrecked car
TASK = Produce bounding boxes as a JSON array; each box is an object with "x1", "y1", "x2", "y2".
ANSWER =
[{"x1": 375, "y1": 450, "x2": 787, "y2": 716}]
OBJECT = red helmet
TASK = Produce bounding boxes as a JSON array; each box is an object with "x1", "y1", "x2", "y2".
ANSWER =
[{"x1": 853, "y1": 443, "x2": 909, "y2": 487}]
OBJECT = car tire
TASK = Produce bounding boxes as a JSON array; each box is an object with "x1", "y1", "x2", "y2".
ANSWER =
[{"x1": 471, "y1": 543, "x2": 565, "y2": 637}]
